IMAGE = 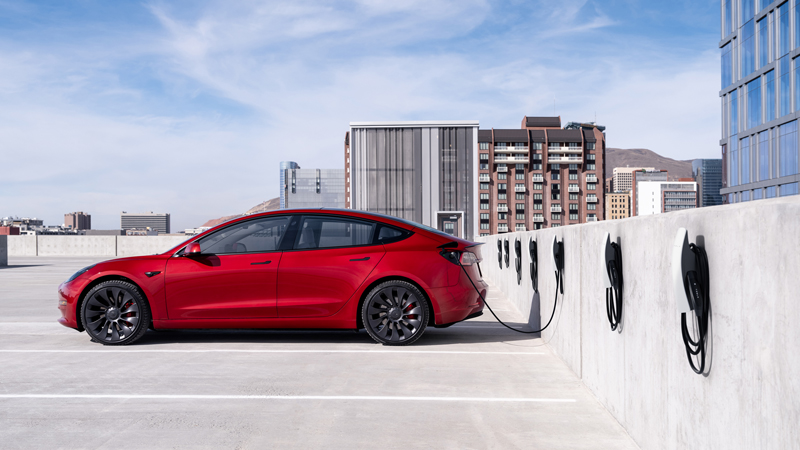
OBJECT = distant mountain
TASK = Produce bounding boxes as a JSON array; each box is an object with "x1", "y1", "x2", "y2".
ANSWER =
[
  {"x1": 605, "y1": 148, "x2": 694, "y2": 180},
  {"x1": 200, "y1": 197, "x2": 280, "y2": 228}
]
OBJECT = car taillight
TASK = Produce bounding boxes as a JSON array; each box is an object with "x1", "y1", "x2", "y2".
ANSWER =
[{"x1": 460, "y1": 252, "x2": 477, "y2": 266}]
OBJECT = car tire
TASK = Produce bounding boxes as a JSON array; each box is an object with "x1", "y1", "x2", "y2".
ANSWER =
[
  {"x1": 80, "y1": 280, "x2": 151, "y2": 345},
  {"x1": 362, "y1": 280, "x2": 429, "y2": 346}
]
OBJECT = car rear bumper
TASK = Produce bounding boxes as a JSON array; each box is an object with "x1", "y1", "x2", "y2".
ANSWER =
[{"x1": 429, "y1": 270, "x2": 487, "y2": 325}]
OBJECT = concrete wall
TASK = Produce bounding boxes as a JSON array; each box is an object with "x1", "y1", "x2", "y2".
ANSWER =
[
  {"x1": 7, "y1": 236, "x2": 187, "y2": 257},
  {"x1": 476, "y1": 196, "x2": 800, "y2": 450},
  {"x1": 0, "y1": 236, "x2": 6, "y2": 266}
]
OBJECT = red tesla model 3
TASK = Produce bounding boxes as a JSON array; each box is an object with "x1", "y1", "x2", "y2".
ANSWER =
[{"x1": 57, "y1": 209, "x2": 487, "y2": 346}]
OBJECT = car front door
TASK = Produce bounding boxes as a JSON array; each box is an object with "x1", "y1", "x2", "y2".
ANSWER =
[
  {"x1": 165, "y1": 216, "x2": 289, "y2": 319},
  {"x1": 277, "y1": 215, "x2": 385, "y2": 317}
]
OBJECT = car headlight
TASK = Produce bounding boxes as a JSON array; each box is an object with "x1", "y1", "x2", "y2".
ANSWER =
[{"x1": 67, "y1": 265, "x2": 95, "y2": 283}]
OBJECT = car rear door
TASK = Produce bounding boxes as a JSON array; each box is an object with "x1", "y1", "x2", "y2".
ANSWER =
[
  {"x1": 277, "y1": 215, "x2": 384, "y2": 317},
  {"x1": 165, "y1": 215, "x2": 289, "y2": 319}
]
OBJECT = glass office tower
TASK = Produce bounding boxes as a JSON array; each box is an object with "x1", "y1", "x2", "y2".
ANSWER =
[{"x1": 720, "y1": 0, "x2": 800, "y2": 202}]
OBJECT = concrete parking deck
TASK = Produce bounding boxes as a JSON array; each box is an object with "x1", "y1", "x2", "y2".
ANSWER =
[{"x1": 0, "y1": 257, "x2": 638, "y2": 449}]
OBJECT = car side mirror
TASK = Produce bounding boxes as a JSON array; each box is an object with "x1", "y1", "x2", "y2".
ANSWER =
[{"x1": 184, "y1": 242, "x2": 202, "y2": 256}]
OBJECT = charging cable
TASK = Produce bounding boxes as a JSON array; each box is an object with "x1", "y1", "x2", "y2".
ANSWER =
[
  {"x1": 606, "y1": 242, "x2": 623, "y2": 331},
  {"x1": 458, "y1": 261, "x2": 562, "y2": 334},
  {"x1": 681, "y1": 244, "x2": 710, "y2": 375}
]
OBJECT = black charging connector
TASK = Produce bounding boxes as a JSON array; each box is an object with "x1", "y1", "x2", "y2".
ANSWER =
[
  {"x1": 681, "y1": 244, "x2": 710, "y2": 375},
  {"x1": 605, "y1": 242, "x2": 623, "y2": 331},
  {"x1": 514, "y1": 239, "x2": 522, "y2": 285}
]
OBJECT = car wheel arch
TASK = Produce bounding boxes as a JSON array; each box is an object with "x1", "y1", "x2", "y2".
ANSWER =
[
  {"x1": 356, "y1": 276, "x2": 438, "y2": 330},
  {"x1": 76, "y1": 275, "x2": 150, "y2": 332}
]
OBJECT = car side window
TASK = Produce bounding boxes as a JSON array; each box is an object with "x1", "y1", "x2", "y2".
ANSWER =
[
  {"x1": 375, "y1": 225, "x2": 409, "y2": 244},
  {"x1": 295, "y1": 217, "x2": 376, "y2": 250},
  {"x1": 199, "y1": 216, "x2": 289, "y2": 254}
]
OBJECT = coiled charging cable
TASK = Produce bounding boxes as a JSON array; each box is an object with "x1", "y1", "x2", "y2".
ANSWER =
[
  {"x1": 606, "y1": 242, "x2": 623, "y2": 331},
  {"x1": 682, "y1": 244, "x2": 710, "y2": 374},
  {"x1": 458, "y1": 261, "x2": 562, "y2": 334}
]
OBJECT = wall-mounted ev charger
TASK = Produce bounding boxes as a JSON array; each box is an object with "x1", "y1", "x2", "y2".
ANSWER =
[
  {"x1": 551, "y1": 235, "x2": 564, "y2": 294},
  {"x1": 456, "y1": 235, "x2": 563, "y2": 335},
  {"x1": 602, "y1": 232, "x2": 624, "y2": 332},
  {"x1": 529, "y1": 238, "x2": 538, "y2": 292},
  {"x1": 672, "y1": 227, "x2": 711, "y2": 375},
  {"x1": 514, "y1": 238, "x2": 522, "y2": 285},
  {"x1": 497, "y1": 240, "x2": 503, "y2": 269},
  {"x1": 503, "y1": 239, "x2": 510, "y2": 269}
]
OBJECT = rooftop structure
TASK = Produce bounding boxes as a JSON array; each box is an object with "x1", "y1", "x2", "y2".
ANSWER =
[{"x1": 120, "y1": 212, "x2": 170, "y2": 234}]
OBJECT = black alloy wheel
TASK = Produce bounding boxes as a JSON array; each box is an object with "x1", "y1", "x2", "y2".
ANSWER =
[
  {"x1": 362, "y1": 280, "x2": 429, "y2": 346},
  {"x1": 81, "y1": 280, "x2": 151, "y2": 345}
]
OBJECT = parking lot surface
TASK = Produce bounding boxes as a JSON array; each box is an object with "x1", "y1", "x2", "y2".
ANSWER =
[{"x1": 0, "y1": 257, "x2": 638, "y2": 449}]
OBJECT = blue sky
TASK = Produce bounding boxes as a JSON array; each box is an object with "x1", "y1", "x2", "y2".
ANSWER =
[{"x1": 0, "y1": 0, "x2": 720, "y2": 231}]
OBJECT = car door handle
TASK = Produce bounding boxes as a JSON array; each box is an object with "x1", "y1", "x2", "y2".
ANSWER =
[
  {"x1": 349, "y1": 257, "x2": 370, "y2": 261},
  {"x1": 250, "y1": 261, "x2": 272, "y2": 265}
]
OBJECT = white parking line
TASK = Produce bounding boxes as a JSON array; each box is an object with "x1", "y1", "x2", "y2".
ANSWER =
[
  {"x1": 0, "y1": 349, "x2": 544, "y2": 355},
  {"x1": 0, "y1": 394, "x2": 575, "y2": 403}
]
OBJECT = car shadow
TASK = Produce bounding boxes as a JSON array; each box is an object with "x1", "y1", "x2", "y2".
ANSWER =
[
  {"x1": 0, "y1": 265, "x2": 49, "y2": 270},
  {"x1": 135, "y1": 323, "x2": 539, "y2": 346}
]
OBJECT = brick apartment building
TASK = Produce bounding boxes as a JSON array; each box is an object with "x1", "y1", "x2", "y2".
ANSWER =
[
  {"x1": 64, "y1": 211, "x2": 91, "y2": 230},
  {"x1": 477, "y1": 116, "x2": 606, "y2": 235}
]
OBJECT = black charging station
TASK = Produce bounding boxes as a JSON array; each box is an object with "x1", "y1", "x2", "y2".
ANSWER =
[
  {"x1": 503, "y1": 239, "x2": 509, "y2": 269},
  {"x1": 602, "y1": 232, "x2": 624, "y2": 332},
  {"x1": 497, "y1": 240, "x2": 503, "y2": 269},
  {"x1": 514, "y1": 238, "x2": 522, "y2": 285},
  {"x1": 529, "y1": 238, "x2": 538, "y2": 292},
  {"x1": 672, "y1": 228, "x2": 711, "y2": 375}
]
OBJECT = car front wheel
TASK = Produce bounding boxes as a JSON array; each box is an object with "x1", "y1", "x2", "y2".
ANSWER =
[
  {"x1": 81, "y1": 280, "x2": 151, "y2": 345},
  {"x1": 362, "y1": 280, "x2": 429, "y2": 346}
]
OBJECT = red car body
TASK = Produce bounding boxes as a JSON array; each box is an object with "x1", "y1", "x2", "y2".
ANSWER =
[{"x1": 57, "y1": 209, "x2": 487, "y2": 334}]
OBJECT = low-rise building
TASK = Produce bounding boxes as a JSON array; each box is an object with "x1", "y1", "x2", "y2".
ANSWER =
[
  {"x1": 121, "y1": 212, "x2": 170, "y2": 234},
  {"x1": 64, "y1": 212, "x2": 91, "y2": 230},
  {"x1": 637, "y1": 181, "x2": 697, "y2": 215},
  {"x1": 605, "y1": 192, "x2": 630, "y2": 220}
]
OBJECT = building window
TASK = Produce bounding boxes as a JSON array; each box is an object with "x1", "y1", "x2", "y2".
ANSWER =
[
  {"x1": 587, "y1": 204, "x2": 597, "y2": 210},
  {"x1": 498, "y1": 183, "x2": 507, "y2": 190},
  {"x1": 552, "y1": 192, "x2": 560, "y2": 200},
  {"x1": 587, "y1": 183, "x2": 596, "y2": 190},
  {"x1": 569, "y1": 203, "x2": 578, "y2": 211},
  {"x1": 532, "y1": 183, "x2": 543, "y2": 190},
  {"x1": 722, "y1": 41, "x2": 733, "y2": 88},
  {"x1": 480, "y1": 213, "x2": 489, "y2": 220},
  {"x1": 742, "y1": 19, "x2": 756, "y2": 78},
  {"x1": 532, "y1": 142, "x2": 542, "y2": 150},
  {"x1": 516, "y1": 203, "x2": 525, "y2": 210},
  {"x1": 480, "y1": 233, "x2": 489, "y2": 237},
  {"x1": 498, "y1": 173, "x2": 507, "y2": 180},
  {"x1": 747, "y1": 77, "x2": 761, "y2": 129},
  {"x1": 480, "y1": 203, "x2": 489, "y2": 210},
  {"x1": 795, "y1": 57, "x2": 800, "y2": 113},
  {"x1": 780, "y1": 2, "x2": 790, "y2": 56},
  {"x1": 480, "y1": 143, "x2": 489, "y2": 150},
  {"x1": 587, "y1": 154, "x2": 595, "y2": 160},
  {"x1": 480, "y1": 193, "x2": 489, "y2": 200},
  {"x1": 569, "y1": 213, "x2": 578, "y2": 221},
  {"x1": 516, "y1": 214, "x2": 525, "y2": 220},
  {"x1": 515, "y1": 173, "x2": 525, "y2": 180},
  {"x1": 498, "y1": 212, "x2": 507, "y2": 220},
  {"x1": 569, "y1": 173, "x2": 578, "y2": 180},
  {"x1": 532, "y1": 153, "x2": 542, "y2": 160},
  {"x1": 551, "y1": 213, "x2": 561, "y2": 220},
  {"x1": 480, "y1": 163, "x2": 489, "y2": 170},
  {"x1": 766, "y1": 186, "x2": 777, "y2": 197},
  {"x1": 532, "y1": 163, "x2": 542, "y2": 170},
  {"x1": 533, "y1": 204, "x2": 542, "y2": 210},
  {"x1": 480, "y1": 153, "x2": 489, "y2": 160},
  {"x1": 759, "y1": 131, "x2": 769, "y2": 181},
  {"x1": 741, "y1": 136, "x2": 751, "y2": 184},
  {"x1": 766, "y1": 71, "x2": 775, "y2": 122},
  {"x1": 550, "y1": 163, "x2": 560, "y2": 170},
  {"x1": 569, "y1": 164, "x2": 578, "y2": 170},
  {"x1": 569, "y1": 193, "x2": 578, "y2": 200},
  {"x1": 587, "y1": 163, "x2": 596, "y2": 170},
  {"x1": 480, "y1": 223, "x2": 489, "y2": 230},
  {"x1": 515, "y1": 183, "x2": 524, "y2": 191},
  {"x1": 780, "y1": 120, "x2": 799, "y2": 176},
  {"x1": 551, "y1": 173, "x2": 560, "y2": 180},
  {"x1": 498, "y1": 193, "x2": 507, "y2": 200},
  {"x1": 780, "y1": 56, "x2": 791, "y2": 117},
  {"x1": 781, "y1": 182, "x2": 799, "y2": 196},
  {"x1": 516, "y1": 164, "x2": 525, "y2": 170},
  {"x1": 587, "y1": 143, "x2": 595, "y2": 150},
  {"x1": 730, "y1": 88, "x2": 739, "y2": 136},
  {"x1": 480, "y1": 183, "x2": 489, "y2": 190}
]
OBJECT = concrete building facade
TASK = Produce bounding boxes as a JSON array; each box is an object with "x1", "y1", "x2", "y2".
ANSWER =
[
  {"x1": 347, "y1": 121, "x2": 478, "y2": 239},
  {"x1": 613, "y1": 167, "x2": 655, "y2": 193},
  {"x1": 282, "y1": 167, "x2": 346, "y2": 209},
  {"x1": 605, "y1": 192, "x2": 630, "y2": 220},
  {"x1": 120, "y1": 212, "x2": 170, "y2": 234},
  {"x1": 477, "y1": 117, "x2": 606, "y2": 235},
  {"x1": 631, "y1": 170, "x2": 669, "y2": 216},
  {"x1": 64, "y1": 212, "x2": 91, "y2": 231},
  {"x1": 693, "y1": 159, "x2": 724, "y2": 207},
  {"x1": 636, "y1": 181, "x2": 698, "y2": 215},
  {"x1": 720, "y1": 0, "x2": 800, "y2": 203}
]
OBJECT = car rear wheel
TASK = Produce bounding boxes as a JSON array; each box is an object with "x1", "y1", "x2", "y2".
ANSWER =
[
  {"x1": 81, "y1": 280, "x2": 151, "y2": 345},
  {"x1": 362, "y1": 280, "x2": 429, "y2": 346}
]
